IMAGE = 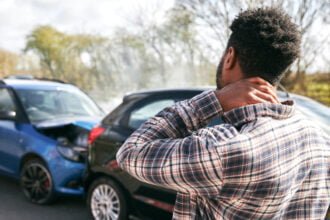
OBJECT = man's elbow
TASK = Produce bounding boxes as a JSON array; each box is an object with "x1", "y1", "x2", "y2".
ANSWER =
[
  {"x1": 115, "y1": 144, "x2": 129, "y2": 170},
  {"x1": 116, "y1": 138, "x2": 149, "y2": 174}
]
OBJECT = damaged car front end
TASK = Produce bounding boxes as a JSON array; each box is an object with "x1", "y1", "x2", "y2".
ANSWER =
[
  {"x1": 37, "y1": 119, "x2": 94, "y2": 163},
  {"x1": 35, "y1": 119, "x2": 99, "y2": 197}
]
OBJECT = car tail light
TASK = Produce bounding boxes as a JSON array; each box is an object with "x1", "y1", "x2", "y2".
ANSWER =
[
  {"x1": 106, "y1": 160, "x2": 120, "y2": 171},
  {"x1": 88, "y1": 126, "x2": 105, "y2": 145}
]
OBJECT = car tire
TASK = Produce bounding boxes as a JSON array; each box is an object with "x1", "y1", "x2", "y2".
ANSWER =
[
  {"x1": 20, "y1": 159, "x2": 55, "y2": 205},
  {"x1": 87, "y1": 177, "x2": 128, "y2": 220}
]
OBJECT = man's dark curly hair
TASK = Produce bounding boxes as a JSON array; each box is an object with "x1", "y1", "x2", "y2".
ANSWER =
[{"x1": 226, "y1": 7, "x2": 301, "y2": 84}]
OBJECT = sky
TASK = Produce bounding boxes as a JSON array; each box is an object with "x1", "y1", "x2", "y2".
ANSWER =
[{"x1": 0, "y1": 0, "x2": 175, "y2": 53}]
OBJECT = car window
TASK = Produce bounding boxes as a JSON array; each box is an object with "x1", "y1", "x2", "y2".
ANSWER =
[
  {"x1": 57, "y1": 91, "x2": 88, "y2": 112},
  {"x1": 128, "y1": 99, "x2": 175, "y2": 129},
  {"x1": 0, "y1": 88, "x2": 15, "y2": 112},
  {"x1": 15, "y1": 89, "x2": 103, "y2": 123}
]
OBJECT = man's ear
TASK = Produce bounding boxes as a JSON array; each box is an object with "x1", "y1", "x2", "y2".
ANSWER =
[{"x1": 224, "y1": 47, "x2": 236, "y2": 70}]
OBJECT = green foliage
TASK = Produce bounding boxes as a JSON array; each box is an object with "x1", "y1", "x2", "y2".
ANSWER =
[
  {"x1": 25, "y1": 25, "x2": 104, "y2": 90},
  {"x1": 290, "y1": 74, "x2": 330, "y2": 106}
]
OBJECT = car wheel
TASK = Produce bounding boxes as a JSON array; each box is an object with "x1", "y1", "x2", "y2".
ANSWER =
[
  {"x1": 20, "y1": 159, "x2": 55, "y2": 204},
  {"x1": 87, "y1": 177, "x2": 128, "y2": 220}
]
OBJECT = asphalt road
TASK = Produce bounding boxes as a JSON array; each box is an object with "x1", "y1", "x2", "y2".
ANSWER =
[{"x1": 0, "y1": 176, "x2": 90, "y2": 220}]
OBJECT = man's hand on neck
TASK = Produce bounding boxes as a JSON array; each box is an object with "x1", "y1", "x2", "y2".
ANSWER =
[{"x1": 215, "y1": 77, "x2": 280, "y2": 112}]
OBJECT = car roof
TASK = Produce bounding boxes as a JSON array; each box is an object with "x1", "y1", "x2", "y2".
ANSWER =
[
  {"x1": 123, "y1": 87, "x2": 214, "y2": 101},
  {"x1": 2, "y1": 79, "x2": 77, "y2": 90}
]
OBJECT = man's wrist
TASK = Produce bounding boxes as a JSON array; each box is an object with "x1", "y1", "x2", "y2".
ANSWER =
[{"x1": 190, "y1": 90, "x2": 223, "y2": 122}]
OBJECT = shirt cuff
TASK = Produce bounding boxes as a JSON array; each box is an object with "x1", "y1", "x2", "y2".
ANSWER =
[{"x1": 190, "y1": 90, "x2": 223, "y2": 123}]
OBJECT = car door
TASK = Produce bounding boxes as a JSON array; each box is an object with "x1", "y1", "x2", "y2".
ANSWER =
[{"x1": 0, "y1": 87, "x2": 22, "y2": 175}]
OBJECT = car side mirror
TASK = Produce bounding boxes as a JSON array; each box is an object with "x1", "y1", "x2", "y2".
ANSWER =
[{"x1": 0, "y1": 110, "x2": 16, "y2": 121}]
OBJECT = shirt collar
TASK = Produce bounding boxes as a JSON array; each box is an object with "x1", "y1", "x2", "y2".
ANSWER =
[{"x1": 223, "y1": 100, "x2": 295, "y2": 127}]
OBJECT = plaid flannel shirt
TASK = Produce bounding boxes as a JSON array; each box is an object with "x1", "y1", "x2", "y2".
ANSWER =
[{"x1": 116, "y1": 90, "x2": 330, "y2": 219}]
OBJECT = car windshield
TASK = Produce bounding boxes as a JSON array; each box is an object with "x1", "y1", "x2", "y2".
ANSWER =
[{"x1": 16, "y1": 89, "x2": 103, "y2": 123}]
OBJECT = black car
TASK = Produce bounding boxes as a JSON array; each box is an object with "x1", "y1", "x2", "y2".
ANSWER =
[
  {"x1": 84, "y1": 88, "x2": 330, "y2": 220},
  {"x1": 85, "y1": 89, "x2": 210, "y2": 220}
]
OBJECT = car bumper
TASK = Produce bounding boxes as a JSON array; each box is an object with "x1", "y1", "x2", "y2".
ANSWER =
[{"x1": 48, "y1": 157, "x2": 86, "y2": 196}]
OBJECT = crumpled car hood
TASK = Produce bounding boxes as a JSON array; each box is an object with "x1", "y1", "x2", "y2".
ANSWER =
[{"x1": 34, "y1": 116, "x2": 100, "y2": 130}]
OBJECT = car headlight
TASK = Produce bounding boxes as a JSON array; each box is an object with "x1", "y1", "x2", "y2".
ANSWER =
[{"x1": 57, "y1": 145, "x2": 82, "y2": 162}]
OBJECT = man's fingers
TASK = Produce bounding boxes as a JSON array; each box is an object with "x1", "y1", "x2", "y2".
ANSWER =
[
  {"x1": 254, "y1": 90, "x2": 279, "y2": 104},
  {"x1": 246, "y1": 77, "x2": 272, "y2": 87},
  {"x1": 248, "y1": 94, "x2": 268, "y2": 105},
  {"x1": 251, "y1": 84, "x2": 280, "y2": 103}
]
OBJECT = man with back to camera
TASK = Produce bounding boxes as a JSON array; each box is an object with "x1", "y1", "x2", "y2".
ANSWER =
[{"x1": 116, "y1": 7, "x2": 330, "y2": 219}]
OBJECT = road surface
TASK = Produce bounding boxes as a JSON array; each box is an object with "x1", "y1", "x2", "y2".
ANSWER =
[{"x1": 0, "y1": 176, "x2": 90, "y2": 220}]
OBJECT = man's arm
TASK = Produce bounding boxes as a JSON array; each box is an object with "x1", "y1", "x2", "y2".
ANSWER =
[
  {"x1": 116, "y1": 90, "x2": 230, "y2": 196},
  {"x1": 116, "y1": 78, "x2": 278, "y2": 196}
]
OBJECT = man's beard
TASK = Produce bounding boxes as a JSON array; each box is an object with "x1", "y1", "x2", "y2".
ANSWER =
[{"x1": 216, "y1": 56, "x2": 225, "y2": 89}]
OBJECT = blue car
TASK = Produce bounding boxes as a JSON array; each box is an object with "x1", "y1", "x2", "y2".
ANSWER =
[{"x1": 0, "y1": 77, "x2": 104, "y2": 204}]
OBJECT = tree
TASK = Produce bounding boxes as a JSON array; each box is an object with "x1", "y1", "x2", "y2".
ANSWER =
[
  {"x1": 0, "y1": 49, "x2": 19, "y2": 77},
  {"x1": 25, "y1": 25, "x2": 104, "y2": 90},
  {"x1": 177, "y1": 0, "x2": 330, "y2": 89},
  {"x1": 119, "y1": 3, "x2": 214, "y2": 88},
  {"x1": 280, "y1": 0, "x2": 329, "y2": 90},
  {"x1": 177, "y1": 0, "x2": 241, "y2": 62}
]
